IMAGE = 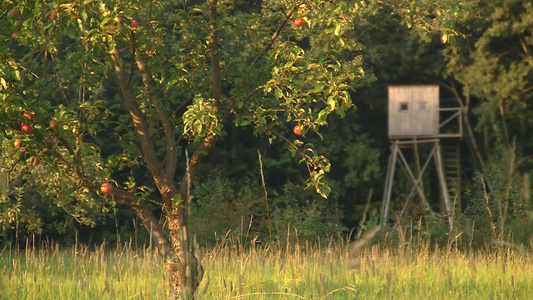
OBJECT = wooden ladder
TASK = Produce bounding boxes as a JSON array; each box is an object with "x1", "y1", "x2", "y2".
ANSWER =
[{"x1": 442, "y1": 142, "x2": 461, "y2": 209}]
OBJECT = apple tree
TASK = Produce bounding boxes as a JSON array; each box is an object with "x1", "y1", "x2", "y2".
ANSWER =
[{"x1": 1, "y1": 0, "x2": 363, "y2": 298}]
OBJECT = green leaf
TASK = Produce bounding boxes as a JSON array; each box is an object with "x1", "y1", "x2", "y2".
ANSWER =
[
  {"x1": 173, "y1": 194, "x2": 182, "y2": 206},
  {"x1": 67, "y1": 26, "x2": 77, "y2": 39},
  {"x1": 101, "y1": 17, "x2": 114, "y2": 27},
  {"x1": 274, "y1": 88, "x2": 283, "y2": 99},
  {"x1": 318, "y1": 185, "x2": 331, "y2": 199},
  {"x1": 325, "y1": 23, "x2": 335, "y2": 34},
  {"x1": 313, "y1": 82, "x2": 325, "y2": 93},
  {"x1": 317, "y1": 108, "x2": 329, "y2": 124},
  {"x1": 327, "y1": 96, "x2": 336, "y2": 111},
  {"x1": 334, "y1": 24, "x2": 342, "y2": 36}
]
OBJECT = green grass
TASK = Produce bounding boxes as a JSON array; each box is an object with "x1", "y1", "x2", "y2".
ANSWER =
[
  {"x1": 1, "y1": 238, "x2": 532, "y2": 299},
  {"x1": 1, "y1": 241, "x2": 166, "y2": 299}
]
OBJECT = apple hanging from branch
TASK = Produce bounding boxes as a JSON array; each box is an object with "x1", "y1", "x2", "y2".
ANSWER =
[
  {"x1": 100, "y1": 182, "x2": 113, "y2": 193},
  {"x1": 294, "y1": 18, "x2": 306, "y2": 27},
  {"x1": 21, "y1": 123, "x2": 32, "y2": 134},
  {"x1": 293, "y1": 124, "x2": 303, "y2": 135}
]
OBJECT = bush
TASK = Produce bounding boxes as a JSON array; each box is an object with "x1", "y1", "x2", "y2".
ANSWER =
[
  {"x1": 189, "y1": 174, "x2": 267, "y2": 246},
  {"x1": 189, "y1": 174, "x2": 347, "y2": 246},
  {"x1": 270, "y1": 182, "x2": 347, "y2": 244}
]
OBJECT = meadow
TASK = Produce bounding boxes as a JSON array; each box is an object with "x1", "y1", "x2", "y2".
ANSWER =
[{"x1": 1, "y1": 233, "x2": 532, "y2": 299}]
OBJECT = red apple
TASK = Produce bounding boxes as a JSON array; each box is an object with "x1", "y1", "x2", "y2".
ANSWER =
[
  {"x1": 131, "y1": 20, "x2": 138, "y2": 28},
  {"x1": 108, "y1": 24, "x2": 116, "y2": 30},
  {"x1": 100, "y1": 182, "x2": 113, "y2": 193},
  {"x1": 23, "y1": 110, "x2": 35, "y2": 120},
  {"x1": 50, "y1": 120, "x2": 59, "y2": 128},
  {"x1": 29, "y1": 156, "x2": 40, "y2": 166},
  {"x1": 11, "y1": 9, "x2": 19, "y2": 16},
  {"x1": 12, "y1": 32, "x2": 18, "y2": 39},
  {"x1": 293, "y1": 124, "x2": 303, "y2": 135},
  {"x1": 294, "y1": 18, "x2": 305, "y2": 27},
  {"x1": 51, "y1": 10, "x2": 57, "y2": 21},
  {"x1": 21, "y1": 123, "x2": 32, "y2": 134},
  {"x1": 14, "y1": 139, "x2": 22, "y2": 148}
]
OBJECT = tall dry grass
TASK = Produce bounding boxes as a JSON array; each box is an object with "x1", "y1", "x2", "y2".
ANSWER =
[{"x1": 1, "y1": 232, "x2": 532, "y2": 299}]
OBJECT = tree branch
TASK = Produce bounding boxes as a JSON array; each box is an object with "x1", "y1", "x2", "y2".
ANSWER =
[
  {"x1": 110, "y1": 46, "x2": 174, "y2": 202},
  {"x1": 136, "y1": 57, "x2": 177, "y2": 180},
  {"x1": 208, "y1": 0, "x2": 222, "y2": 107},
  {"x1": 177, "y1": 134, "x2": 217, "y2": 196},
  {"x1": 174, "y1": 0, "x2": 222, "y2": 198},
  {"x1": 82, "y1": 180, "x2": 178, "y2": 264},
  {"x1": 249, "y1": 2, "x2": 301, "y2": 68},
  {"x1": 57, "y1": 132, "x2": 176, "y2": 264}
]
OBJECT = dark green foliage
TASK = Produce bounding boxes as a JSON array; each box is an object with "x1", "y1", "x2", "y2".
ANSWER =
[
  {"x1": 270, "y1": 182, "x2": 347, "y2": 244},
  {"x1": 188, "y1": 169, "x2": 347, "y2": 246},
  {"x1": 189, "y1": 173, "x2": 266, "y2": 246},
  {"x1": 461, "y1": 144, "x2": 529, "y2": 247}
]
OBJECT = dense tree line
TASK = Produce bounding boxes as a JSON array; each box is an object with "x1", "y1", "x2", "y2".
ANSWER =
[{"x1": 1, "y1": 0, "x2": 532, "y2": 297}]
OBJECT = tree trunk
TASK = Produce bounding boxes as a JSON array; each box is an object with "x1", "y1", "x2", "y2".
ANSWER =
[
  {"x1": 110, "y1": 45, "x2": 204, "y2": 299},
  {"x1": 166, "y1": 196, "x2": 203, "y2": 300}
]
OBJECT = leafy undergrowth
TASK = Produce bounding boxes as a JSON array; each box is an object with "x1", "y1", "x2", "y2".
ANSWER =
[{"x1": 1, "y1": 239, "x2": 532, "y2": 299}]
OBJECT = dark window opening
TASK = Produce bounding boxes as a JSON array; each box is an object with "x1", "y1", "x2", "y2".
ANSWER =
[{"x1": 400, "y1": 102, "x2": 408, "y2": 111}]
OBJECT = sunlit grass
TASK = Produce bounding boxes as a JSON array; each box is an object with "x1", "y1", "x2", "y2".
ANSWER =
[
  {"x1": 1, "y1": 241, "x2": 167, "y2": 299},
  {"x1": 1, "y1": 237, "x2": 532, "y2": 299},
  {"x1": 201, "y1": 240, "x2": 533, "y2": 299}
]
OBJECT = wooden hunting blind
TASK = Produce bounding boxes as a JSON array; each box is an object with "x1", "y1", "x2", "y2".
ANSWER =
[
  {"x1": 388, "y1": 85, "x2": 439, "y2": 137},
  {"x1": 381, "y1": 85, "x2": 463, "y2": 230}
]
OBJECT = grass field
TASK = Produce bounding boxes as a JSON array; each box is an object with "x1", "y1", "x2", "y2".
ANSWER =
[{"x1": 1, "y1": 236, "x2": 532, "y2": 299}]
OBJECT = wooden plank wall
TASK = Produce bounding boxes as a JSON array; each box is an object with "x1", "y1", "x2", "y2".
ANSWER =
[{"x1": 388, "y1": 85, "x2": 439, "y2": 137}]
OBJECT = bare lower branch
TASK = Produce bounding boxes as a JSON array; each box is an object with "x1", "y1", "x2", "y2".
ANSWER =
[
  {"x1": 177, "y1": 134, "x2": 217, "y2": 196},
  {"x1": 82, "y1": 180, "x2": 178, "y2": 263}
]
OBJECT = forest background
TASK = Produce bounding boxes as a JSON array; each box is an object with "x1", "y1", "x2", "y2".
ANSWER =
[{"x1": 1, "y1": 0, "x2": 532, "y2": 253}]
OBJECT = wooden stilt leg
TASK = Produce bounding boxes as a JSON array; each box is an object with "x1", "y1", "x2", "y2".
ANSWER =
[{"x1": 381, "y1": 141, "x2": 398, "y2": 224}]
